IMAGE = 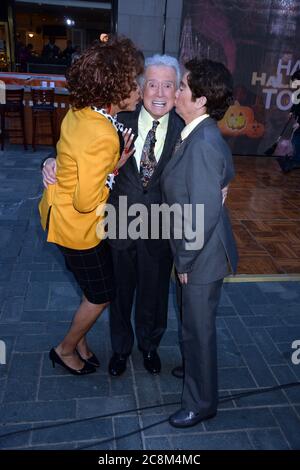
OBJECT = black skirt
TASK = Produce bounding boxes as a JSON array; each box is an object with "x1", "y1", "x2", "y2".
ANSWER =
[{"x1": 58, "y1": 240, "x2": 116, "y2": 304}]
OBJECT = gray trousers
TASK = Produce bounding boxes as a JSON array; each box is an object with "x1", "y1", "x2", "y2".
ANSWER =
[{"x1": 181, "y1": 279, "x2": 223, "y2": 416}]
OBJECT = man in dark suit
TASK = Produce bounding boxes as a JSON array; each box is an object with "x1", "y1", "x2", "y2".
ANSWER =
[
  {"x1": 42, "y1": 54, "x2": 184, "y2": 376},
  {"x1": 161, "y1": 59, "x2": 238, "y2": 427},
  {"x1": 107, "y1": 55, "x2": 183, "y2": 376}
]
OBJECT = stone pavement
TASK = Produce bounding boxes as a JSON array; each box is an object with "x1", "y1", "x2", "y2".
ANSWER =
[{"x1": 0, "y1": 146, "x2": 300, "y2": 450}]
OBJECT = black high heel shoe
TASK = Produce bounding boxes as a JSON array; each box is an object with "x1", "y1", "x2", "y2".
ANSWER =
[
  {"x1": 76, "y1": 349, "x2": 100, "y2": 368},
  {"x1": 49, "y1": 348, "x2": 96, "y2": 375}
]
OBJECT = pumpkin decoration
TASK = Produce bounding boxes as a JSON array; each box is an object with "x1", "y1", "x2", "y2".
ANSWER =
[
  {"x1": 245, "y1": 120, "x2": 265, "y2": 138},
  {"x1": 218, "y1": 101, "x2": 264, "y2": 139},
  {"x1": 218, "y1": 103, "x2": 254, "y2": 136}
]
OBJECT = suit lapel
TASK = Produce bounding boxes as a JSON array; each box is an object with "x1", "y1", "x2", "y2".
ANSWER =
[
  {"x1": 127, "y1": 114, "x2": 140, "y2": 180},
  {"x1": 162, "y1": 117, "x2": 216, "y2": 178},
  {"x1": 118, "y1": 108, "x2": 141, "y2": 187},
  {"x1": 162, "y1": 139, "x2": 187, "y2": 177},
  {"x1": 184, "y1": 116, "x2": 216, "y2": 143}
]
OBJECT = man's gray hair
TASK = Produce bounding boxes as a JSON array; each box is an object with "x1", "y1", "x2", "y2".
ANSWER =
[{"x1": 139, "y1": 54, "x2": 181, "y2": 89}]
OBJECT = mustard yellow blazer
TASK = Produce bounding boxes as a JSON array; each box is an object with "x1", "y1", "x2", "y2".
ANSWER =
[{"x1": 39, "y1": 107, "x2": 119, "y2": 249}]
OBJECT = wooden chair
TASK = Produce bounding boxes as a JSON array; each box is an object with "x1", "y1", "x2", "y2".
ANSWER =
[
  {"x1": 31, "y1": 87, "x2": 56, "y2": 151},
  {"x1": 0, "y1": 87, "x2": 27, "y2": 151}
]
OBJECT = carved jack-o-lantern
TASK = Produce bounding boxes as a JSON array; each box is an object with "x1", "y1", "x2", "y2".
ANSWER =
[
  {"x1": 246, "y1": 120, "x2": 265, "y2": 138},
  {"x1": 218, "y1": 104, "x2": 255, "y2": 136}
]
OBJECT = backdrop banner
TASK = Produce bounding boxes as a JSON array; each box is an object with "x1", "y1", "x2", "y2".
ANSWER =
[{"x1": 179, "y1": 0, "x2": 300, "y2": 155}]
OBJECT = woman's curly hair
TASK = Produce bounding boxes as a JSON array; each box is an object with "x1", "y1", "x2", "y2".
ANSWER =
[
  {"x1": 185, "y1": 58, "x2": 234, "y2": 121},
  {"x1": 66, "y1": 36, "x2": 143, "y2": 109}
]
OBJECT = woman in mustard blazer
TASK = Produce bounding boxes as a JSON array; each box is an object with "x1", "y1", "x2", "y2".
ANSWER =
[{"x1": 39, "y1": 37, "x2": 141, "y2": 375}]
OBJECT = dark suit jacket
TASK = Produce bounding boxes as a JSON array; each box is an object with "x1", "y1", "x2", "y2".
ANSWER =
[
  {"x1": 161, "y1": 117, "x2": 238, "y2": 283},
  {"x1": 107, "y1": 105, "x2": 184, "y2": 257}
]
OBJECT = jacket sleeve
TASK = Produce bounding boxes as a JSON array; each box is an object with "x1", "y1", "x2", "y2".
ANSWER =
[
  {"x1": 174, "y1": 139, "x2": 224, "y2": 274},
  {"x1": 73, "y1": 133, "x2": 119, "y2": 213}
]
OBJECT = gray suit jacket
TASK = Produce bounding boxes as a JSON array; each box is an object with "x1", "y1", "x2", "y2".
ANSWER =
[{"x1": 161, "y1": 116, "x2": 238, "y2": 284}]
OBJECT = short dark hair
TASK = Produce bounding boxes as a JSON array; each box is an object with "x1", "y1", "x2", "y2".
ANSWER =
[
  {"x1": 66, "y1": 36, "x2": 143, "y2": 110},
  {"x1": 185, "y1": 58, "x2": 233, "y2": 120}
]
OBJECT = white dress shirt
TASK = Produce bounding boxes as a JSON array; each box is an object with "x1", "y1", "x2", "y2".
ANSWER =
[
  {"x1": 181, "y1": 114, "x2": 209, "y2": 141},
  {"x1": 134, "y1": 106, "x2": 169, "y2": 170}
]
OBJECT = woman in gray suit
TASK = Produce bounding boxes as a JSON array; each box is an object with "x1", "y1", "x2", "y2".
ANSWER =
[{"x1": 161, "y1": 59, "x2": 238, "y2": 428}]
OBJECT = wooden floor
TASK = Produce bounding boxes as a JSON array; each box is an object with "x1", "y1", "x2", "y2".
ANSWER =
[{"x1": 228, "y1": 156, "x2": 300, "y2": 275}]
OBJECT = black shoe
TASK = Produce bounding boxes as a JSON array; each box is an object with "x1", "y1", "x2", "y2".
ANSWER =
[
  {"x1": 142, "y1": 350, "x2": 161, "y2": 375},
  {"x1": 108, "y1": 353, "x2": 128, "y2": 376},
  {"x1": 169, "y1": 408, "x2": 216, "y2": 428},
  {"x1": 171, "y1": 365, "x2": 184, "y2": 379},
  {"x1": 76, "y1": 350, "x2": 100, "y2": 368},
  {"x1": 49, "y1": 348, "x2": 96, "y2": 375}
]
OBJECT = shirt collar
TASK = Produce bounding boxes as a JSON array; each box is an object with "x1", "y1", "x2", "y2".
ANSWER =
[
  {"x1": 140, "y1": 105, "x2": 169, "y2": 130},
  {"x1": 181, "y1": 114, "x2": 209, "y2": 141},
  {"x1": 91, "y1": 106, "x2": 125, "y2": 132}
]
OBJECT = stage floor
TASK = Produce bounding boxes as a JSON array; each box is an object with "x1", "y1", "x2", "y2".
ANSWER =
[{"x1": 229, "y1": 156, "x2": 300, "y2": 275}]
